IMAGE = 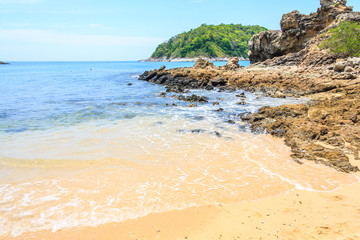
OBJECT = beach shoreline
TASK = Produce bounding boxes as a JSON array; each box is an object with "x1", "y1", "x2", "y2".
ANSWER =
[
  {"x1": 7, "y1": 179, "x2": 360, "y2": 240},
  {"x1": 2, "y1": 0, "x2": 360, "y2": 238},
  {"x1": 139, "y1": 57, "x2": 248, "y2": 62}
]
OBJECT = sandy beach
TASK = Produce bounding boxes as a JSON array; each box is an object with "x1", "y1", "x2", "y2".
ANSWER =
[
  {"x1": 7, "y1": 178, "x2": 360, "y2": 240},
  {"x1": 2, "y1": 1, "x2": 360, "y2": 238}
]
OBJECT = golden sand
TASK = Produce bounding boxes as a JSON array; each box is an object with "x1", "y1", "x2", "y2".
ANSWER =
[
  {"x1": 1, "y1": 117, "x2": 359, "y2": 239},
  {"x1": 7, "y1": 181, "x2": 360, "y2": 240}
]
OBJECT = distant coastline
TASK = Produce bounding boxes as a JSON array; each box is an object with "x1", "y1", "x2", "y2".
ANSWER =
[
  {"x1": 0, "y1": 61, "x2": 9, "y2": 64},
  {"x1": 140, "y1": 56, "x2": 248, "y2": 62}
]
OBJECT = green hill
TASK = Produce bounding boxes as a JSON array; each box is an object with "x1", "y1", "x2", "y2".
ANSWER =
[{"x1": 150, "y1": 24, "x2": 267, "y2": 60}]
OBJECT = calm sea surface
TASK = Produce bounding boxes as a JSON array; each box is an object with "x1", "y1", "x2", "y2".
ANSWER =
[{"x1": 0, "y1": 61, "x2": 357, "y2": 238}]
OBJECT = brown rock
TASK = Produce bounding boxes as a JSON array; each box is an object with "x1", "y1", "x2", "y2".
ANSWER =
[
  {"x1": 193, "y1": 58, "x2": 215, "y2": 69},
  {"x1": 335, "y1": 61, "x2": 346, "y2": 72},
  {"x1": 137, "y1": 0, "x2": 360, "y2": 173},
  {"x1": 321, "y1": 0, "x2": 347, "y2": 7},
  {"x1": 223, "y1": 57, "x2": 240, "y2": 71},
  {"x1": 248, "y1": 30, "x2": 284, "y2": 64},
  {"x1": 344, "y1": 66, "x2": 355, "y2": 72},
  {"x1": 249, "y1": 0, "x2": 353, "y2": 64}
]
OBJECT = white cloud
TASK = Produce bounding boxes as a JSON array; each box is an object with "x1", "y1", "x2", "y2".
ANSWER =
[{"x1": 0, "y1": 29, "x2": 165, "y2": 47}]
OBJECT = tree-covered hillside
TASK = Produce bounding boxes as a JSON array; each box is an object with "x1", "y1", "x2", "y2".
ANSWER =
[{"x1": 150, "y1": 24, "x2": 267, "y2": 60}]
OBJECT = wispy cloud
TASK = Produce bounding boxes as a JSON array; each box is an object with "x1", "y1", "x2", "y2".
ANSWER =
[
  {"x1": 0, "y1": 0, "x2": 41, "y2": 4},
  {"x1": 0, "y1": 29, "x2": 165, "y2": 47}
]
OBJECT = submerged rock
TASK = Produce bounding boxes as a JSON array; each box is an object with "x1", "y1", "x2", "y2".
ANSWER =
[
  {"x1": 174, "y1": 94, "x2": 209, "y2": 103},
  {"x1": 159, "y1": 92, "x2": 167, "y2": 97}
]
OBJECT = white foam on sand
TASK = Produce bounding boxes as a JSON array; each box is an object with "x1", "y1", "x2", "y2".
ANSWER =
[{"x1": 0, "y1": 115, "x2": 357, "y2": 238}]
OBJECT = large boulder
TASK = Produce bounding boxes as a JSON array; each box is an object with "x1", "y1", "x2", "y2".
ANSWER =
[
  {"x1": 248, "y1": 0, "x2": 353, "y2": 64},
  {"x1": 248, "y1": 30, "x2": 286, "y2": 63}
]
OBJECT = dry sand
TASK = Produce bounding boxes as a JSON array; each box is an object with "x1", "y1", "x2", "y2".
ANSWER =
[{"x1": 9, "y1": 179, "x2": 360, "y2": 240}]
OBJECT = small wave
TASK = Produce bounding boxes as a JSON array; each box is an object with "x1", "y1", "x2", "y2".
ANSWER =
[
  {"x1": 4, "y1": 127, "x2": 29, "y2": 133},
  {"x1": 0, "y1": 112, "x2": 8, "y2": 119}
]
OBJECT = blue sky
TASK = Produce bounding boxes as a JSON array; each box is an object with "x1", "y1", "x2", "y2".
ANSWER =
[{"x1": 0, "y1": 0, "x2": 359, "y2": 61}]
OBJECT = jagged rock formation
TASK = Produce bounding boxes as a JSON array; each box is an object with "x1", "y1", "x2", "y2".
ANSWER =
[
  {"x1": 138, "y1": 1, "x2": 360, "y2": 173},
  {"x1": 241, "y1": 92, "x2": 360, "y2": 173},
  {"x1": 193, "y1": 58, "x2": 215, "y2": 69},
  {"x1": 139, "y1": 57, "x2": 360, "y2": 172},
  {"x1": 220, "y1": 57, "x2": 241, "y2": 71},
  {"x1": 0, "y1": 61, "x2": 9, "y2": 64},
  {"x1": 248, "y1": 0, "x2": 354, "y2": 64}
]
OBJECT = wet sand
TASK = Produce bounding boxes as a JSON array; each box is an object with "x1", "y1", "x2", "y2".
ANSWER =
[
  {"x1": 1, "y1": 117, "x2": 359, "y2": 239},
  {"x1": 7, "y1": 180, "x2": 360, "y2": 240}
]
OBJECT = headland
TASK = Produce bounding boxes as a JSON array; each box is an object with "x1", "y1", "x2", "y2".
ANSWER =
[{"x1": 139, "y1": 0, "x2": 360, "y2": 173}]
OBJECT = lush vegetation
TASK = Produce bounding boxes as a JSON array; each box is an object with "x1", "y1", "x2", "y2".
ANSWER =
[
  {"x1": 150, "y1": 24, "x2": 267, "y2": 59},
  {"x1": 321, "y1": 21, "x2": 360, "y2": 57}
]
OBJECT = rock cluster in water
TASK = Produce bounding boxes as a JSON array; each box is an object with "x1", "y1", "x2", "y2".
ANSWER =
[{"x1": 138, "y1": 0, "x2": 360, "y2": 172}]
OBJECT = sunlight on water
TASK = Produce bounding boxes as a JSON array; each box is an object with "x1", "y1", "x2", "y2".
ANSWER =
[
  {"x1": 0, "y1": 116, "x2": 357, "y2": 238},
  {"x1": 0, "y1": 62, "x2": 357, "y2": 238}
]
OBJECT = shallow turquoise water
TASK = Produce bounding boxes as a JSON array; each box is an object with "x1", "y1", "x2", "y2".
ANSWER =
[
  {"x1": 0, "y1": 61, "x2": 253, "y2": 133},
  {"x1": 0, "y1": 60, "x2": 313, "y2": 136}
]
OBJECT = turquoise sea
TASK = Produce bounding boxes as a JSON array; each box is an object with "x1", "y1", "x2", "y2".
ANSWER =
[
  {"x1": 0, "y1": 61, "x2": 355, "y2": 238},
  {"x1": 0, "y1": 61, "x2": 217, "y2": 133}
]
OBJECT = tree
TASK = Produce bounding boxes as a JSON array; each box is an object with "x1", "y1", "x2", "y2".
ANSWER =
[
  {"x1": 320, "y1": 21, "x2": 360, "y2": 57},
  {"x1": 150, "y1": 24, "x2": 267, "y2": 59}
]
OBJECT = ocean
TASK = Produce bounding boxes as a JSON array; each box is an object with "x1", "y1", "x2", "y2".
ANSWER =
[{"x1": 0, "y1": 61, "x2": 356, "y2": 238}]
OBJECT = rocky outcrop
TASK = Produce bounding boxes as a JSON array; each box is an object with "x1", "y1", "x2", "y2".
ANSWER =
[
  {"x1": 138, "y1": 53, "x2": 360, "y2": 172},
  {"x1": 241, "y1": 90, "x2": 360, "y2": 173},
  {"x1": 193, "y1": 58, "x2": 215, "y2": 69},
  {"x1": 139, "y1": 57, "x2": 360, "y2": 96},
  {"x1": 139, "y1": 58, "x2": 233, "y2": 92},
  {"x1": 0, "y1": 61, "x2": 9, "y2": 64},
  {"x1": 138, "y1": 1, "x2": 360, "y2": 172},
  {"x1": 248, "y1": 0, "x2": 354, "y2": 64},
  {"x1": 248, "y1": 31, "x2": 286, "y2": 63},
  {"x1": 220, "y1": 57, "x2": 242, "y2": 71}
]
